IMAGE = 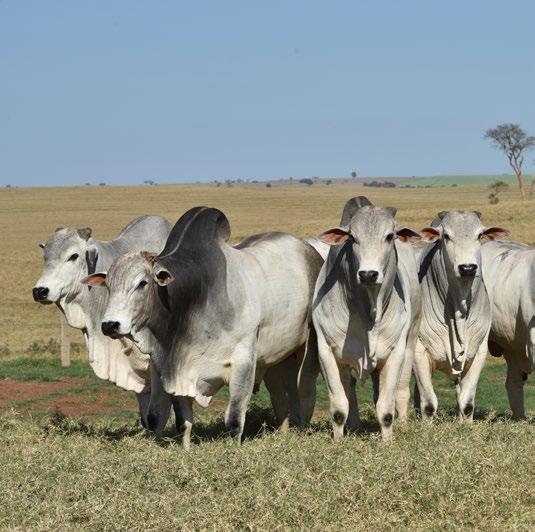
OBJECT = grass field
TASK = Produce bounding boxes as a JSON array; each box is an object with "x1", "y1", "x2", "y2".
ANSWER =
[{"x1": 0, "y1": 183, "x2": 534, "y2": 529}]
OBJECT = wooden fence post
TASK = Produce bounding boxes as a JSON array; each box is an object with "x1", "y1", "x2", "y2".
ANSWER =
[{"x1": 60, "y1": 313, "x2": 71, "y2": 367}]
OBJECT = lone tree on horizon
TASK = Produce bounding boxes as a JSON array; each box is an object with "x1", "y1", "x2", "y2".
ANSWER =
[{"x1": 485, "y1": 123, "x2": 535, "y2": 200}]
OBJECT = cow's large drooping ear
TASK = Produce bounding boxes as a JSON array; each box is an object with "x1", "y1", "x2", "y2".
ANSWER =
[
  {"x1": 481, "y1": 227, "x2": 510, "y2": 241},
  {"x1": 153, "y1": 265, "x2": 174, "y2": 286},
  {"x1": 77, "y1": 227, "x2": 92, "y2": 241},
  {"x1": 86, "y1": 245, "x2": 99, "y2": 274},
  {"x1": 318, "y1": 227, "x2": 351, "y2": 245},
  {"x1": 420, "y1": 227, "x2": 441, "y2": 242},
  {"x1": 81, "y1": 272, "x2": 107, "y2": 286},
  {"x1": 396, "y1": 227, "x2": 421, "y2": 243}
]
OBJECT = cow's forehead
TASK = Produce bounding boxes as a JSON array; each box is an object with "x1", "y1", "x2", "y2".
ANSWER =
[
  {"x1": 440, "y1": 211, "x2": 483, "y2": 233},
  {"x1": 108, "y1": 253, "x2": 150, "y2": 287},
  {"x1": 349, "y1": 206, "x2": 395, "y2": 233},
  {"x1": 43, "y1": 229, "x2": 83, "y2": 260}
]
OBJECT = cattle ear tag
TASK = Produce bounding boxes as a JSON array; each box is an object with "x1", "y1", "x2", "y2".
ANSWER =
[
  {"x1": 317, "y1": 227, "x2": 350, "y2": 245},
  {"x1": 420, "y1": 227, "x2": 441, "y2": 242},
  {"x1": 481, "y1": 227, "x2": 511, "y2": 241},
  {"x1": 396, "y1": 227, "x2": 421, "y2": 243},
  {"x1": 81, "y1": 272, "x2": 107, "y2": 286}
]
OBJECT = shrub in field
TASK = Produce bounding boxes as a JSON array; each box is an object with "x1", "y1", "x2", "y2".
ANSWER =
[{"x1": 25, "y1": 338, "x2": 60, "y2": 356}]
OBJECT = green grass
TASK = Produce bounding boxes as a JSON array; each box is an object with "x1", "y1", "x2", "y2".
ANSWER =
[
  {"x1": 0, "y1": 357, "x2": 93, "y2": 381},
  {"x1": 402, "y1": 174, "x2": 520, "y2": 187}
]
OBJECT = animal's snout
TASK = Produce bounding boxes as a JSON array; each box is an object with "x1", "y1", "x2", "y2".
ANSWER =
[
  {"x1": 358, "y1": 270, "x2": 379, "y2": 284},
  {"x1": 458, "y1": 264, "x2": 478, "y2": 277},
  {"x1": 101, "y1": 321, "x2": 120, "y2": 337},
  {"x1": 32, "y1": 286, "x2": 49, "y2": 302}
]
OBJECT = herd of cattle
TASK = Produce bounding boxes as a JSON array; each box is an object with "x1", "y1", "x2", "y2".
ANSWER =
[{"x1": 31, "y1": 196, "x2": 533, "y2": 446}]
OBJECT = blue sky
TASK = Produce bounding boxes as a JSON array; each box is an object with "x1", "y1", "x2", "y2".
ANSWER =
[{"x1": 1, "y1": 1, "x2": 534, "y2": 186}]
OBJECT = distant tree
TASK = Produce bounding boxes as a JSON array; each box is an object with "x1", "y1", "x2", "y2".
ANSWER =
[
  {"x1": 289, "y1": 176, "x2": 293, "y2": 181},
  {"x1": 299, "y1": 178, "x2": 313, "y2": 186},
  {"x1": 99, "y1": 182, "x2": 106, "y2": 186},
  {"x1": 487, "y1": 180, "x2": 509, "y2": 205},
  {"x1": 451, "y1": 183, "x2": 457, "y2": 187},
  {"x1": 5, "y1": 184, "x2": 11, "y2": 188},
  {"x1": 326, "y1": 179, "x2": 332, "y2": 185},
  {"x1": 351, "y1": 171, "x2": 357, "y2": 179},
  {"x1": 85, "y1": 182, "x2": 91, "y2": 186},
  {"x1": 143, "y1": 180, "x2": 155, "y2": 186},
  {"x1": 265, "y1": 183, "x2": 272, "y2": 188},
  {"x1": 485, "y1": 123, "x2": 535, "y2": 200}
]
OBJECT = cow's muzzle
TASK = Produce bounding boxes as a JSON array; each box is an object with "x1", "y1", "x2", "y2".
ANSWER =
[
  {"x1": 358, "y1": 270, "x2": 379, "y2": 285},
  {"x1": 32, "y1": 286, "x2": 50, "y2": 303},
  {"x1": 101, "y1": 321, "x2": 121, "y2": 338},
  {"x1": 458, "y1": 263, "x2": 478, "y2": 278}
]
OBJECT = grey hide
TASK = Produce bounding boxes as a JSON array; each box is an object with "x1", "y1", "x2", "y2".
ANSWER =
[
  {"x1": 310, "y1": 196, "x2": 421, "y2": 441},
  {"x1": 482, "y1": 239, "x2": 533, "y2": 419},
  {"x1": 91, "y1": 206, "x2": 323, "y2": 446},
  {"x1": 415, "y1": 211, "x2": 509, "y2": 420},
  {"x1": 33, "y1": 215, "x2": 173, "y2": 429}
]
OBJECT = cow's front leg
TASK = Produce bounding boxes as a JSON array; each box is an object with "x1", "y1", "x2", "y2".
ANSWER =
[
  {"x1": 225, "y1": 342, "x2": 256, "y2": 444},
  {"x1": 172, "y1": 396, "x2": 194, "y2": 449},
  {"x1": 376, "y1": 337, "x2": 407, "y2": 442},
  {"x1": 412, "y1": 339, "x2": 438, "y2": 419},
  {"x1": 298, "y1": 328, "x2": 320, "y2": 427},
  {"x1": 341, "y1": 367, "x2": 360, "y2": 432},
  {"x1": 316, "y1": 330, "x2": 348, "y2": 440},
  {"x1": 145, "y1": 363, "x2": 172, "y2": 433},
  {"x1": 504, "y1": 351, "x2": 526, "y2": 420},
  {"x1": 396, "y1": 322, "x2": 417, "y2": 423},
  {"x1": 457, "y1": 344, "x2": 487, "y2": 422},
  {"x1": 263, "y1": 363, "x2": 290, "y2": 432}
]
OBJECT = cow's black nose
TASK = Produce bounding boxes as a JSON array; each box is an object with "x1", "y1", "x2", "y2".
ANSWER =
[
  {"x1": 458, "y1": 264, "x2": 478, "y2": 277},
  {"x1": 32, "y1": 286, "x2": 49, "y2": 301},
  {"x1": 358, "y1": 270, "x2": 379, "y2": 284},
  {"x1": 101, "y1": 321, "x2": 120, "y2": 336}
]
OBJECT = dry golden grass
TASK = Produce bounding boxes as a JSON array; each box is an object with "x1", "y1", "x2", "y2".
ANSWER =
[{"x1": 0, "y1": 182, "x2": 533, "y2": 355}]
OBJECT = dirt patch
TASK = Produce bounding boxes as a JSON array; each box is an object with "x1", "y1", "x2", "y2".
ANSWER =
[{"x1": 0, "y1": 378, "x2": 90, "y2": 406}]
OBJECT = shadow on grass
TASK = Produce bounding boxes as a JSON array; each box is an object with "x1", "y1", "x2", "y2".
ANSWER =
[{"x1": 39, "y1": 403, "x2": 533, "y2": 447}]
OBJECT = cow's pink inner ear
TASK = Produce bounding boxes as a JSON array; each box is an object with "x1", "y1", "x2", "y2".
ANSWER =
[
  {"x1": 318, "y1": 228, "x2": 350, "y2": 245},
  {"x1": 82, "y1": 273, "x2": 107, "y2": 286},
  {"x1": 482, "y1": 227, "x2": 510, "y2": 241},
  {"x1": 420, "y1": 227, "x2": 441, "y2": 242},
  {"x1": 396, "y1": 228, "x2": 421, "y2": 242}
]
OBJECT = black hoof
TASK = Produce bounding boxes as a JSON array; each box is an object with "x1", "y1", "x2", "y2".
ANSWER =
[
  {"x1": 424, "y1": 404, "x2": 435, "y2": 417},
  {"x1": 463, "y1": 403, "x2": 474, "y2": 417},
  {"x1": 227, "y1": 419, "x2": 241, "y2": 438},
  {"x1": 382, "y1": 413, "x2": 393, "y2": 427},
  {"x1": 147, "y1": 412, "x2": 159, "y2": 432}
]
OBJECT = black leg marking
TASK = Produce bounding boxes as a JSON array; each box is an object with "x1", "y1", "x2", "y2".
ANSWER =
[
  {"x1": 522, "y1": 372, "x2": 528, "y2": 382},
  {"x1": 333, "y1": 411, "x2": 345, "y2": 425},
  {"x1": 424, "y1": 404, "x2": 435, "y2": 417},
  {"x1": 227, "y1": 418, "x2": 241, "y2": 438},
  {"x1": 382, "y1": 413, "x2": 393, "y2": 427},
  {"x1": 463, "y1": 403, "x2": 474, "y2": 417}
]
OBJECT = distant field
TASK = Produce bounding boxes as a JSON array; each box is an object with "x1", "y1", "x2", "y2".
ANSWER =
[
  {"x1": 1, "y1": 182, "x2": 534, "y2": 529},
  {"x1": 401, "y1": 173, "x2": 520, "y2": 187}
]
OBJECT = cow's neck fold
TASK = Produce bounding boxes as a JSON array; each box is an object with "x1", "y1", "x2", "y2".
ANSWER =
[{"x1": 432, "y1": 244, "x2": 481, "y2": 374}]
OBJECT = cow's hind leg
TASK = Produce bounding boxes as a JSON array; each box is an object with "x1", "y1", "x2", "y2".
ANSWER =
[
  {"x1": 412, "y1": 339, "x2": 438, "y2": 419},
  {"x1": 172, "y1": 396, "x2": 194, "y2": 450},
  {"x1": 225, "y1": 343, "x2": 256, "y2": 444},
  {"x1": 504, "y1": 352, "x2": 526, "y2": 420},
  {"x1": 263, "y1": 363, "x2": 290, "y2": 432},
  {"x1": 298, "y1": 328, "x2": 320, "y2": 427},
  {"x1": 316, "y1": 330, "x2": 348, "y2": 440}
]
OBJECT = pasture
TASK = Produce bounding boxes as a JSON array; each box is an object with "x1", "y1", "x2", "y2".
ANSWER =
[{"x1": 0, "y1": 183, "x2": 534, "y2": 529}]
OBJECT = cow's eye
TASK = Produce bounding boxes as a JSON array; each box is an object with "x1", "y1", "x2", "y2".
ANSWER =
[
  {"x1": 68, "y1": 253, "x2": 79, "y2": 262},
  {"x1": 385, "y1": 233, "x2": 394, "y2": 242},
  {"x1": 137, "y1": 280, "x2": 148, "y2": 289}
]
